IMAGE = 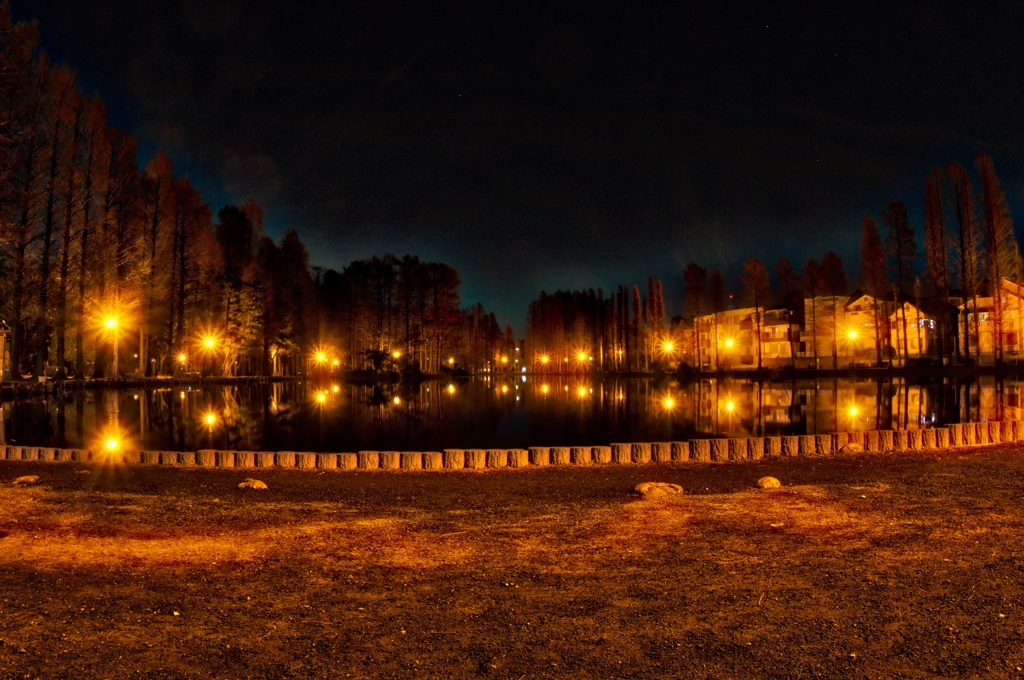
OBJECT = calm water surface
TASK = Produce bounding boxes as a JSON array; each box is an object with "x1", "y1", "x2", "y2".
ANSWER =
[{"x1": 3, "y1": 376, "x2": 1021, "y2": 452}]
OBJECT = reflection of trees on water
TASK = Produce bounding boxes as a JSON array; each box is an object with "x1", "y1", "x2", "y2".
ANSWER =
[{"x1": 6, "y1": 376, "x2": 1024, "y2": 450}]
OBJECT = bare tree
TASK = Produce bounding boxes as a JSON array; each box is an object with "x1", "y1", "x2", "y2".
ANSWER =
[
  {"x1": 683, "y1": 263, "x2": 706, "y2": 369},
  {"x1": 861, "y1": 216, "x2": 887, "y2": 366},
  {"x1": 977, "y1": 152, "x2": 1020, "y2": 362},
  {"x1": 882, "y1": 200, "x2": 918, "y2": 363},
  {"x1": 946, "y1": 162, "x2": 981, "y2": 363},
  {"x1": 923, "y1": 169, "x2": 952, "y2": 363},
  {"x1": 742, "y1": 258, "x2": 770, "y2": 369}
]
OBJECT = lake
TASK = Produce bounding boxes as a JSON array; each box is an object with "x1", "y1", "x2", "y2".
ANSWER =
[{"x1": 2, "y1": 375, "x2": 1019, "y2": 452}]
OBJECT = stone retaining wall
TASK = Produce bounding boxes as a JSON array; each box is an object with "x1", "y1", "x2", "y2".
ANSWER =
[{"x1": 4, "y1": 422, "x2": 1022, "y2": 472}]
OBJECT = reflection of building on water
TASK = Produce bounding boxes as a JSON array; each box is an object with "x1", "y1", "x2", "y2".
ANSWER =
[
  {"x1": 6, "y1": 377, "x2": 1024, "y2": 450},
  {"x1": 961, "y1": 377, "x2": 1024, "y2": 423}
]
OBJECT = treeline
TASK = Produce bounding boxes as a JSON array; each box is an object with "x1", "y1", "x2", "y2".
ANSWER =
[
  {"x1": 529, "y1": 153, "x2": 1018, "y2": 371},
  {"x1": 525, "y1": 277, "x2": 668, "y2": 371},
  {"x1": 0, "y1": 9, "x2": 502, "y2": 378}
]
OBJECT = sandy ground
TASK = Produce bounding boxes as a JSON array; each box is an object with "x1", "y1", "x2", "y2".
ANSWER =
[{"x1": 2, "y1": 447, "x2": 1024, "y2": 679}]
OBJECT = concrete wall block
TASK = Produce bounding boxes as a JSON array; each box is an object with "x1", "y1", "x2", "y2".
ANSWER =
[
  {"x1": 934, "y1": 428, "x2": 949, "y2": 449},
  {"x1": 651, "y1": 442, "x2": 671, "y2": 462},
  {"x1": 380, "y1": 451, "x2": 401, "y2": 469},
  {"x1": 815, "y1": 434, "x2": 832, "y2": 456},
  {"x1": 988, "y1": 421, "x2": 1002, "y2": 444},
  {"x1": 959, "y1": 424, "x2": 974, "y2": 446},
  {"x1": 442, "y1": 449, "x2": 465, "y2": 469},
  {"x1": 906, "y1": 430, "x2": 923, "y2": 451},
  {"x1": 235, "y1": 451, "x2": 256, "y2": 468},
  {"x1": 592, "y1": 446, "x2": 613, "y2": 464},
  {"x1": 423, "y1": 452, "x2": 443, "y2": 470},
  {"x1": 217, "y1": 451, "x2": 237, "y2": 467},
  {"x1": 178, "y1": 451, "x2": 197, "y2": 466},
  {"x1": 798, "y1": 435, "x2": 816, "y2": 456},
  {"x1": 879, "y1": 430, "x2": 894, "y2": 451},
  {"x1": 782, "y1": 436, "x2": 799, "y2": 456},
  {"x1": 833, "y1": 432, "x2": 849, "y2": 452},
  {"x1": 670, "y1": 441, "x2": 691, "y2": 462},
  {"x1": 273, "y1": 451, "x2": 296, "y2": 468},
  {"x1": 197, "y1": 450, "x2": 216, "y2": 467},
  {"x1": 157, "y1": 451, "x2": 177, "y2": 465},
  {"x1": 550, "y1": 447, "x2": 571, "y2": 465},
  {"x1": 692, "y1": 439, "x2": 711, "y2": 462},
  {"x1": 570, "y1": 447, "x2": 591, "y2": 465},
  {"x1": 486, "y1": 450, "x2": 508, "y2": 468},
  {"x1": 847, "y1": 431, "x2": 865, "y2": 447},
  {"x1": 747, "y1": 438, "x2": 765, "y2": 460},
  {"x1": 140, "y1": 450, "x2": 160, "y2": 465},
  {"x1": 976, "y1": 423, "x2": 989, "y2": 446},
  {"x1": 338, "y1": 453, "x2": 358, "y2": 470},
  {"x1": 527, "y1": 447, "x2": 549, "y2": 466},
  {"x1": 252, "y1": 452, "x2": 273, "y2": 467},
  {"x1": 38, "y1": 448, "x2": 56, "y2": 462},
  {"x1": 508, "y1": 450, "x2": 529, "y2": 467},
  {"x1": 947, "y1": 424, "x2": 963, "y2": 447},
  {"x1": 55, "y1": 449, "x2": 72, "y2": 462},
  {"x1": 865, "y1": 431, "x2": 880, "y2": 452},
  {"x1": 401, "y1": 452, "x2": 424, "y2": 470},
  {"x1": 295, "y1": 452, "x2": 316, "y2": 469},
  {"x1": 1000, "y1": 421, "x2": 1012, "y2": 442},
  {"x1": 3, "y1": 446, "x2": 14, "y2": 460},
  {"x1": 317, "y1": 453, "x2": 339, "y2": 470},
  {"x1": 21, "y1": 447, "x2": 38, "y2": 460},
  {"x1": 610, "y1": 444, "x2": 631, "y2": 464},
  {"x1": 465, "y1": 449, "x2": 486, "y2": 469},
  {"x1": 728, "y1": 438, "x2": 745, "y2": 460},
  {"x1": 891, "y1": 431, "x2": 908, "y2": 451},
  {"x1": 1012, "y1": 421, "x2": 1022, "y2": 442},
  {"x1": 921, "y1": 429, "x2": 937, "y2": 450},
  {"x1": 710, "y1": 439, "x2": 729, "y2": 461},
  {"x1": 765, "y1": 437, "x2": 782, "y2": 457},
  {"x1": 631, "y1": 443, "x2": 652, "y2": 464},
  {"x1": 358, "y1": 451, "x2": 381, "y2": 469}
]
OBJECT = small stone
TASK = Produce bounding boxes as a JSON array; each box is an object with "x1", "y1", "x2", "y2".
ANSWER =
[
  {"x1": 76, "y1": 470, "x2": 91, "y2": 475},
  {"x1": 12, "y1": 476, "x2": 39, "y2": 485},
  {"x1": 756, "y1": 476, "x2": 781, "y2": 490},
  {"x1": 840, "y1": 442, "x2": 864, "y2": 453},
  {"x1": 633, "y1": 482, "x2": 684, "y2": 498},
  {"x1": 238, "y1": 478, "x2": 268, "y2": 490}
]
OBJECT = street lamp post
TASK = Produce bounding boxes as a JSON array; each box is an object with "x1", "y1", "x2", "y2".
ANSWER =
[{"x1": 105, "y1": 317, "x2": 119, "y2": 380}]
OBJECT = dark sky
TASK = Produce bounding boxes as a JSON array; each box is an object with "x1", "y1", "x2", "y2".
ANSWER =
[{"x1": 13, "y1": 1, "x2": 1024, "y2": 332}]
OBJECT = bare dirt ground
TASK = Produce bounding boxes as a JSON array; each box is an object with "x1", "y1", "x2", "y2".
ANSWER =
[{"x1": 2, "y1": 447, "x2": 1024, "y2": 679}]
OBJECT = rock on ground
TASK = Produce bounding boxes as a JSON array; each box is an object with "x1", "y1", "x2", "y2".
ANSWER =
[
  {"x1": 757, "y1": 476, "x2": 782, "y2": 489},
  {"x1": 634, "y1": 482, "x2": 684, "y2": 498},
  {"x1": 238, "y1": 478, "x2": 268, "y2": 490},
  {"x1": 12, "y1": 475, "x2": 39, "y2": 485},
  {"x1": 841, "y1": 443, "x2": 864, "y2": 453}
]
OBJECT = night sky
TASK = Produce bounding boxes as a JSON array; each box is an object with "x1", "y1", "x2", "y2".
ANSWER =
[{"x1": 13, "y1": 1, "x2": 1024, "y2": 332}]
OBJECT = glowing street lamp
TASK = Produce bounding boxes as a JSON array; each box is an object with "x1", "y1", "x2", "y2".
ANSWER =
[
  {"x1": 203, "y1": 411, "x2": 217, "y2": 428},
  {"x1": 392, "y1": 350, "x2": 402, "y2": 360}
]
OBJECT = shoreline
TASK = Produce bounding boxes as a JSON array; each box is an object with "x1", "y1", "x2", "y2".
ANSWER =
[{"x1": 1, "y1": 420, "x2": 1015, "y2": 471}]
